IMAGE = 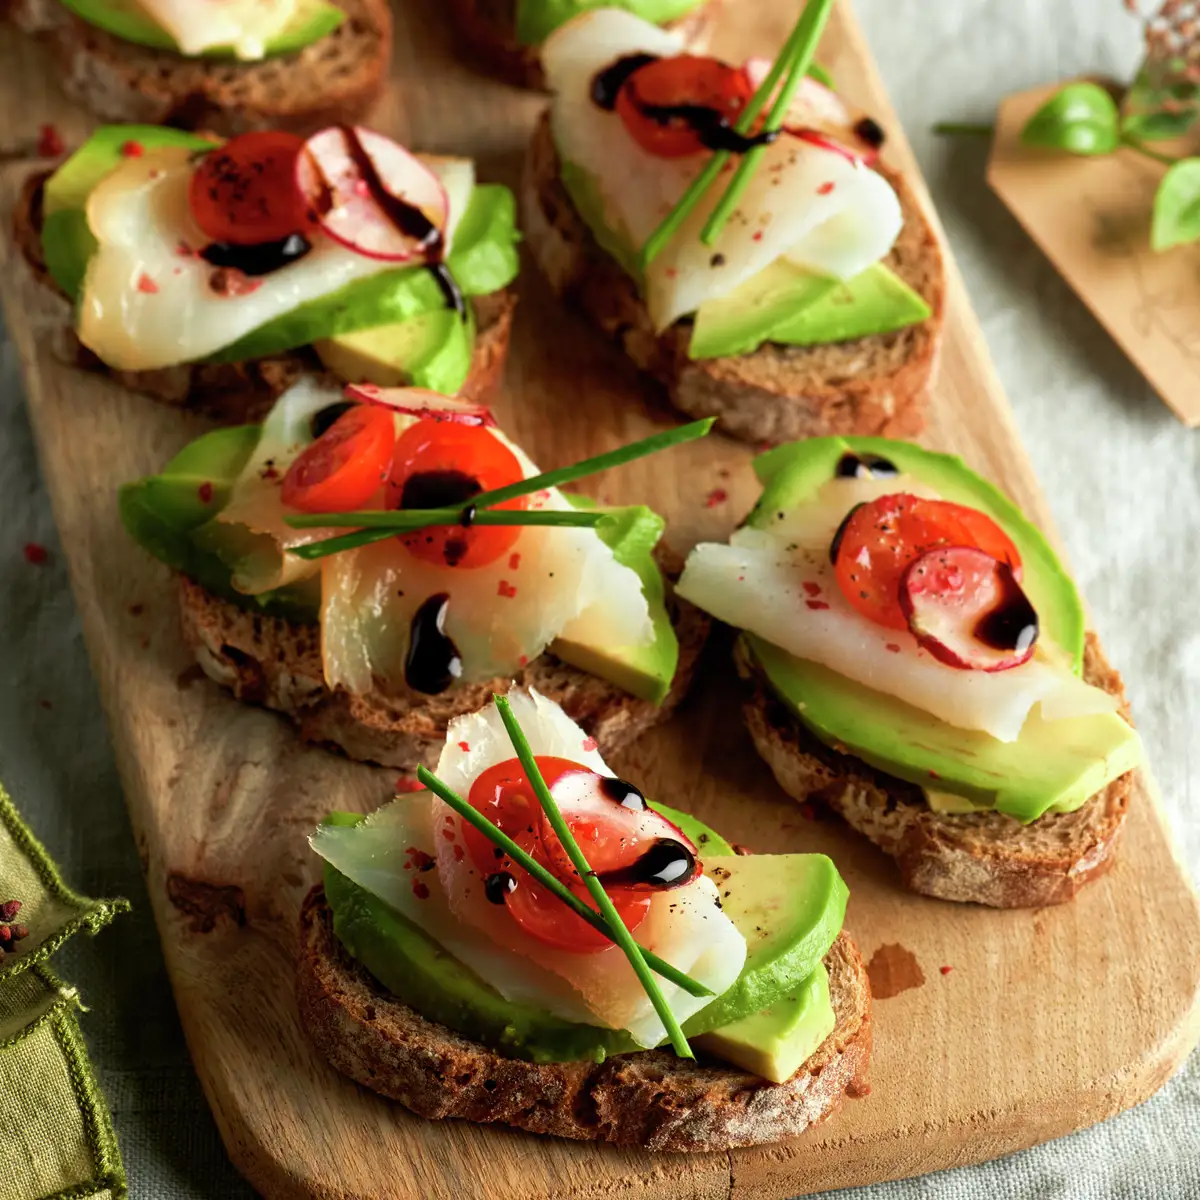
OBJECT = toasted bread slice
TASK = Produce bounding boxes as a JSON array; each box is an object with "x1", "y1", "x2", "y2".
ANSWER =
[
  {"x1": 739, "y1": 633, "x2": 1135, "y2": 908},
  {"x1": 445, "y1": 0, "x2": 721, "y2": 91},
  {"x1": 177, "y1": 546, "x2": 710, "y2": 770},
  {"x1": 12, "y1": 170, "x2": 515, "y2": 422},
  {"x1": 523, "y1": 114, "x2": 946, "y2": 445},
  {"x1": 297, "y1": 883, "x2": 871, "y2": 1150},
  {"x1": 6, "y1": 0, "x2": 391, "y2": 133}
]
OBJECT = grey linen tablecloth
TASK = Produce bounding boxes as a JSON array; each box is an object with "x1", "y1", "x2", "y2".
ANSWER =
[{"x1": 1, "y1": 0, "x2": 1196, "y2": 1195}]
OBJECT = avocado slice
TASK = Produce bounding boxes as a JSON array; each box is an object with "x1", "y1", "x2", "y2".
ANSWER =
[
  {"x1": 514, "y1": 0, "x2": 704, "y2": 47},
  {"x1": 58, "y1": 0, "x2": 344, "y2": 58},
  {"x1": 118, "y1": 423, "x2": 320, "y2": 621},
  {"x1": 314, "y1": 308, "x2": 476, "y2": 396},
  {"x1": 742, "y1": 437, "x2": 1142, "y2": 822},
  {"x1": 692, "y1": 963, "x2": 834, "y2": 1084},
  {"x1": 321, "y1": 810, "x2": 846, "y2": 1065},
  {"x1": 550, "y1": 500, "x2": 680, "y2": 704}
]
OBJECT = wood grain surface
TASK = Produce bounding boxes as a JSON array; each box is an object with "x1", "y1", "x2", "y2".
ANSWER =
[{"x1": 2, "y1": 2, "x2": 1199, "y2": 1198}]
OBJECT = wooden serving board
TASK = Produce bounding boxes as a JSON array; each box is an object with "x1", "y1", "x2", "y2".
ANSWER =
[{"x1": 3, "y1": 3, "x2": 1199, "y2": 1197}]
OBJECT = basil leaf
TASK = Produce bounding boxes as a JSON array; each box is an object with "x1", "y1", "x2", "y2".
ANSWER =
[
  {"x1": 1152, "y1": 158, "x2": 1200, "y2": 250},
  {"x1": 1121, "y1": 108, "x2": 1199, "y2": 141},
  {"x1": 1021, "y1": 83, "x2": 1120, "y2": 155}
]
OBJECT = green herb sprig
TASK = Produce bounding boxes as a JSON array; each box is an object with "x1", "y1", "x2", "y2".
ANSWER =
[
  {"x1": 284, "y1": 418, "x2": 714, "y2": 561},
  {"x1": 414, "y1": 763, "x2": 712, "y2": 1003},
  {"x1": 640, "y1": 0, "x2": 837, "y2": 266},
  {"x1": 491, "y1": 695, "x2": 695, "y2": 1058}
]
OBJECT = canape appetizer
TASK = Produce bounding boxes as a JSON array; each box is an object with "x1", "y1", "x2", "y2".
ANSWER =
[
  {"x1": 675, "y1": 437, "x2": 1144, "y2": 907},
  {"x1": 14, "y1": 124, "x2": 519, "y2": 420},
  {"x1": 120, "y1": 384, "x2": 711, "y2": 768},
  {"x1": 299, "y1": 690, "x2": 871, "y2": 1148},
  {"x1": 524, "y1": 4, "x2": 945, "y2": 445},
  {"x1": 6, "y1": 0, "x2": 390, "y2": 132},
  {"x1": 449, "y1": 0, "x2": 720, "y2": 90}
]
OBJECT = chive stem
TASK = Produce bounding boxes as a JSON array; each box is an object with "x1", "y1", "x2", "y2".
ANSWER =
[
  {"x1": 414, "y1": 765, "x2": 713, "y2": 1000},
  {"x1": 285, "y1": 509, "x2": 606, "y2": 532},
  {"x1": 492, "y1": 696, "x2": 696, "y2": 1059},
  {"x1": 932, "y1": 121, "x2": 995, "y2": 137},
  {"x1": 701, "y1": 0, "x2": 837, "y2": 245}
]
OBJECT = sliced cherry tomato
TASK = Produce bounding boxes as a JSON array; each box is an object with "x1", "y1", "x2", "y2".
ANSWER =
[
  {"x1": 464, "y1": 757, "x2": 651, "y2": 953},
  {"x1": 387, "y1": 420, "x2": 529, "y2": 569},
  {"x1": 280, "y1": 406, "x2": 395, "y2": 514},
  {"x1": 616, "y1": 56, "x2": 753, "y2": 158},
  {"x1": 189, "y1": 131, "x2": 313, "y2": 246},
  {"x1": 832, "y1": 493, "x2": 1019, "y2": 631}
]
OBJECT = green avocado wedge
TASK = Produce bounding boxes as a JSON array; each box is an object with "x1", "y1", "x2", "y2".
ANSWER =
[
  {"x1": 551, "y1": 498, "x2": 680, "y2": 705},
  {"x1": 319, "y1": 809, "x2": 845, "y2": 1065},
  {"x1": 514, "y1": 0, "x2": 703, "y2": 47},
  {"x1": 59, "y1": 0, "x2": 344, "y2": 58},
  {"x1": 741, "y1": 437, "x2": 1142, "y2": 822}
]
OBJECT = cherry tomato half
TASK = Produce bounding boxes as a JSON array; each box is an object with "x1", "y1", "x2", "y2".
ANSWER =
[
  {"x1": 387, "y1": 421, "x2": 529, "y2": 569},
  {"x1": 189, "y1": 131, "x2": 313, "y2": 246},
  {"x1": 616, "y1": 56, "x2": 753, "y2": 158},
  {"x1": 832, "y1": 494, "x2": 1022, "y2": 631},
  {"x1": 281, "y1": 406, "x2": 396, "y2": 514},
  {"x1": 464, "y1": 757, "x2": 652, "y2": 954}
]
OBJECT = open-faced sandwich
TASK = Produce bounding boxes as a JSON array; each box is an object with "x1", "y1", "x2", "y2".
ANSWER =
[
  {"x1": 674, "y1": 437, "x2": 1144, "y2": 907},
  {"x1": 524, "y1": 3, "x2": 945, "y2": 446},
  {"x1": 5, "y1": 0, "x2": 391, "y2": 132},
  {"x1": 14, "y1": 123, "x2": 519, "y2": 421},
  {"x1": 120, "y1": 384, "x2": 712, "y2": 769},
  {"x1": 448, "y1": 0, "x2": 719, "y2": 91},
  {"x1": 299, "y1": 689, "x2": 871, "y2": 1148}
]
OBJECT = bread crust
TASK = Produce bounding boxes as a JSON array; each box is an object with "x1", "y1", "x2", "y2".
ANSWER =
[
  {"x1": 739, "y1": 633, "x2": 1135, "y2": 908},
  {"x1": 522, "y1": 114, "x2": 946, "y2": 445},
  {"x1": 296, "y1": 884, "x2": 872, "y2": 1150},
  {"x1": 13, "y1": 170, "x2": 515, "y2": 422},
  {"x1": 178, "y1": 547, "x2": 710, "y2": 770},
  {"x1": 445, "y1": 0, "x2": 721, "y2": 91},
  {"x1": 6, "y1": 0, "x2": 391, "y2": 134}
]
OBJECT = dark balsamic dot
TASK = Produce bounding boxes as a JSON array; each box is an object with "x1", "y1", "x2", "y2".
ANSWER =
[
  {"x1": 484, "y1": 872, "x2": 517, "y2": 904},
  {"x1": 598, "y1": 776, "x2": 646, "y2": 811}
]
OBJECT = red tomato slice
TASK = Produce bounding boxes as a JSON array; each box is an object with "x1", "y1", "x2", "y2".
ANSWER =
[
  {"x1": 387, "y1": 421, "x2": 529, "y2": 569},
  {"x1": 833, "y1": 493, "x2": 1020, "y2": 631},
  {"x1": 616, "y1": 56, "x2": 752, "y2": 158},
  {"x1": 189, "y1": 132, "x2": 313, "y2": 246},
  {"x1": 280, "y1": 406, "x2": 395, "y2": 514},
  {"x1": 464, "y1": 757, "x2": 652, "y2": 954}
]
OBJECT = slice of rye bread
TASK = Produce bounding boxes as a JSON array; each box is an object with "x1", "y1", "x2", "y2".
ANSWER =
[
  {"x1": 11, "y1": 170, "x2": 515, "y2": 423},
  {"x1": 444, "y1": 0, "x2": 721, "y2": 91},
  {"x1": 297, "y1": 883, "x2": 872, "y2": 1150},
  {"x1": 739, "y1": 632, "x2": 1136, "y2": 908},
  {"x1": 522, "y1": 113, "x2": 946, "y2": 446},
  {"x1": 4, "y1": 0, "x2": 391, "y2": 134},
  {"x1": 177, "y1": 547, "x2": 711, "y2": 770}
]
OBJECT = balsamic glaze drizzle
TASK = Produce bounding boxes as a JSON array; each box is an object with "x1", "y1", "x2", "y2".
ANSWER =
[
  {"x1": 835, "y1": 452, "x2": 899, "y2": 480},
  {"x1": 399, "y1": 469, "x2": 483, "y2": 511},
  {"x1": 199, "y1": 233, "x2": 312, "y2": 276},
  {"x1": 592, "y1": 53, "x2": 657, "y2": 109},
  {"x1": 310, "y1": 401, "x2": 355, "y2": 439},
  {"x1": 598, "y1": 776, "x2": 647, "y2": 811},
  {"x1": 595, "y1": 838, "x2": 699, "y2": 890},
  {"x1": 974, "y1": 568, "x2": 1039, "y2": 653},
  {"x1": 485, "y1": 871, "x2": 517, "y2": 904},
  {"x1": 404, "y1": 593, "x2": 463, "y2": 694}
]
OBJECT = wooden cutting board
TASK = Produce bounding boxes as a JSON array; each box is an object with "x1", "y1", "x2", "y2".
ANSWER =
[{"x1": 2, "y1": 3, "x2": 1198, "y2": 1197}]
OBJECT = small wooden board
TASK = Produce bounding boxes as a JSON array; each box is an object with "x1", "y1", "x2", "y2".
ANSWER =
[
  {"x1": 2, "y1": 4, "x2": 1199, "y2": 1198},
  {"x1": 989, "y1": 84, "x2": 1200, "y2": 428}
]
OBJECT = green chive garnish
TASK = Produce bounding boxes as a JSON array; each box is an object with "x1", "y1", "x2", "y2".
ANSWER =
[
  {"x1": 284, "y1": 418, "x2": 714, "y2": 560},
  {"x1": 493, "y1": 695, "x2": 695, "y2": 1059},
  {"x1": 414, "y1": 765, "x2": 713, "y2": 1000},
  {"x1": 640, "y1": 0, "x2": 837, "y2": 266}
]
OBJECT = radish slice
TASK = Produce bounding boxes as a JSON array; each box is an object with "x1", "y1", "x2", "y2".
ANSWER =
[
  {"x1": 742, "y1": 59, "x2": 883, "y2": 165},
  {"x1": 345, "y1": 384, "x2": 496, "y2": 427},
  {"x1": 297, "y1": 127, "x2": 449, "y2": 263},
  {"x1": 900, "y1": 546, "x2": 1039, "y2": 672}
]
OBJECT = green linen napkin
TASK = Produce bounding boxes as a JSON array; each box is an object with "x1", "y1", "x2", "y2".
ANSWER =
[{"x1": 0, "y1": 784, "x2": 129, "y2": 1200}]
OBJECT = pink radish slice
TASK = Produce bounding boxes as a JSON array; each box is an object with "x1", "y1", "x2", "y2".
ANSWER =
[
  {"x1": 345, "y1": 384, "x2": 496, "y2": 427},
  {"x1": 742, "y1": 59, "x2": 882, "y2": 164},
  {"x1": 900, "y1": 546, "x2": 1039, "y2": 672},
  {"x1": 297, "y1": 127, "x2": 448, "y2": 263}
]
